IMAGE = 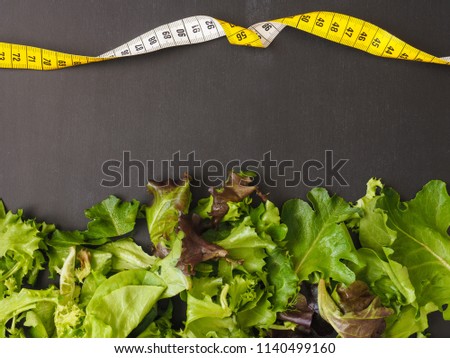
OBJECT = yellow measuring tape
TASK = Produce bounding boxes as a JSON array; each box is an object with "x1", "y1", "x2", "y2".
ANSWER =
[{"x1": 1, "y1": 11, "x2": 449, "y2": 70}]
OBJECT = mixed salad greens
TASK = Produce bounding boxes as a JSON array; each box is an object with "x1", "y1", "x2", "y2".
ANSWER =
[{"x1": 0, "y1": 173, "x2": 449, "y2": 338}]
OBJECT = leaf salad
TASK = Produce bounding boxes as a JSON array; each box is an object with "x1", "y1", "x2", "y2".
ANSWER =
[{"x1": 0, "y1": 173, "x2": 449, "y2": 338}]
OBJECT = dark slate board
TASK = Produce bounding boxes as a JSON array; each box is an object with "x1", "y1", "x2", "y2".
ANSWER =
[{"x1": 0, "y1": 0, "x2": 449, "y2": 337}]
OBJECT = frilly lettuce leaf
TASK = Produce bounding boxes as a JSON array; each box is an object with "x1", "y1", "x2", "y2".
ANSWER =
[
  {"x1": 0, "y1": 200, "x2": 53, "y2": 296},
  {"x1": 183, "y1": 278, "x2": 245, "y2": 338},
  {"x1": 214, "y1": 217, "x2": 274, "y2": 273},
  {"x1": 184, "y1": 186, "x2": 298, "y2": 337},
  {"x1": 194, "y1": 196, "x2": 252, "y2": 223},
  {"x1": 184, "y1": 272, "x2": 276, "y2": 337},
  {"x1": 236, "y1": 290, "x2": 276, "y2": 330},
  {"x1": 145, "y1": 176, "x2": 191, "y2": 256},
  {"x1": 54, "y1": 300, "x2": 85, "y2": 338},
  {"x1": 185, "y1": 287, "x2": 232, "y2": 326},
  {"x1": 184, "y1": 260, "x2": 278, "y2": 337},
  {"x1": 249, "y1": 201, "x2": 298, "y2": 311},
  {"x1": 0, "y1": 204, "x2": 41, "y2": 258},
  {"x1": 208, "y1": 172, "x2": 259, "y2": 226}
]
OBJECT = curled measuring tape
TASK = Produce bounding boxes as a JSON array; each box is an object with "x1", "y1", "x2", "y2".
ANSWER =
[{"x1": 0, "y1": 11, "x2": 449, "y2": 70}]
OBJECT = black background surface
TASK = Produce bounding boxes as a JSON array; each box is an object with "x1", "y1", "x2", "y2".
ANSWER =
[{"x1": 0, "y1": 0, "x2": 449, "y2": 336}]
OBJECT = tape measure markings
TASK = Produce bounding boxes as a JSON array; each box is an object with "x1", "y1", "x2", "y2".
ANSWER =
[
  {"x1": 249, "y1": 22, "x2": 286, "y2": 48},
  {"x1": 0, "y1": 11, "x2": 448, "y2": 70},
  {"x1": 100, "y1": 16, "x2": 225, "y2": 59},
  {"x1": 279, "y1": 12, "x2": 447, "y2": 65},
  {"x1": 218, "y1": 20, "x2": 263, "y2": 48}
]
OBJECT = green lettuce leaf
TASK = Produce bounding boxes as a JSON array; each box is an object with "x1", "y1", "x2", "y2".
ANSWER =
[
  {"x1": 379, "y1": 181, "x2": 450, "y2": 312},
  {"x1": 152, "y1": 238, "x2": 190, "y2": 298},
  {"x1": 266, "y1": 247, "x2": 298, "y2": 312},
  {"x1": 225, "y1": 274, "x2": 257, "y2": 311},
  {"x1": 215, "y1": 217, "x2": 275, "y2": 273},
  {"x1": 79, "y1": 271, "x2": 107, "y2": 308},
  {"x1": 356, "y1": 180, "x2": 450, "y2": 320},
  {"x1": 184, "y1": 286, "x2": 239, "y2": 338},
  {"x1": 0, "y1": 287, "x2": 59, "y2": 337},
  {"x1": 0, "y1": 200, "x2": 5, "y2": 218},
  {"x1": 83, "y1": 269, "x2": 166, "y2": 337},
  {"x1": 282, "y1": 188, "x2": 361, "y2": 284},
  {"x1": 349, "y1": 178, "x2": 397, "y2": 255},
  {"x1": 45, "y1": 196, "x2": 141, "y2": 277},
  {"x1": 53, "y1": 247, "x2": 86, "y2": 337},
  {"x1": 235, "y1": 290, "x2": 276, "y2": 330},
  {"x1": 350, "y1": 247, "x2": 416, "y2": 309},
  {"x1": 58, "y1": 247, "x2": 78, "y2": 304},
  {"x1": 23, "y1": 302, "x2": 56, "y2": 338},
  {"x1": 383, "y1": 303, "x2": 436, "y2": 338},
  {"x1": 84, "y1": 195, "x2": 140, "y2": 238},
  {"x1": 95, "y1": 238, "x2": 156, "y2": 272},
  {"x1": 48, "y1": 230, "x2": 109, "y2": 247},
  {"x1": 250, "y1": 200, "x2": 288, "y2": 245},
  {"x1": 185, "y1": 287, "x2": 232, "y2": 325}
]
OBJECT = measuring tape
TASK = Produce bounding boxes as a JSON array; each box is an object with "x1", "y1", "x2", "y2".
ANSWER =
[{"x1": 0, "y1": 11, "x2": 449, "y2": 70}]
